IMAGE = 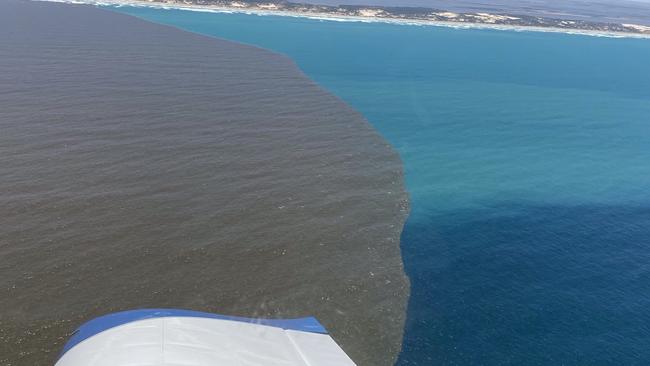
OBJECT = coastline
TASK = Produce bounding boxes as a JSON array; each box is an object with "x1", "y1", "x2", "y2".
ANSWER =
[{"x1": 40, "y1": 0, "x2": 650, "y2": 39}]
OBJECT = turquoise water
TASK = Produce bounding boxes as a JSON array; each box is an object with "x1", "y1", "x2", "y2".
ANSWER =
[{"x1": 114, "y1": 7, "x2": 650, "y2": 364}]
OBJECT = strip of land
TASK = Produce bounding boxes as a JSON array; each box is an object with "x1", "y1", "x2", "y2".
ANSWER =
[{"x1": 49, "y1": 0, "x2": 650, "y2": 38}]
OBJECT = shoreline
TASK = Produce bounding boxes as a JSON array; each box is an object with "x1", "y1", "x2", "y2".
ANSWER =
[{"x1": 39, "y1": 0, "x2": 650, "y2": 39}]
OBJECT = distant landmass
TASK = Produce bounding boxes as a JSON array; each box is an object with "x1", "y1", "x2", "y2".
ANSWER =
[
  {"x1": 95, "y1": 0, "x2": 650, "y2": 36},
  {"x1": 298, "y1": 0, "x2": 650, "y2": 27}
]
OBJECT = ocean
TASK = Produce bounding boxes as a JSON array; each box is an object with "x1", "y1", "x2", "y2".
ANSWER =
[
  {"x1": 110, "y1": 6, "x2": 650, "y2": 365},
  {"x1": 0, "y1": 1, "x2": 408, "y2": 365}
]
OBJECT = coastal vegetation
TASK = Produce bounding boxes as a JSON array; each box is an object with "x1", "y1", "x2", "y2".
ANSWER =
[{"x1": 129, "y1": 0, "x2": 650, "y2": 35}]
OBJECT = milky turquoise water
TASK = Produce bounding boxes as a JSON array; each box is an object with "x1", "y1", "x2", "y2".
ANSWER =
[{"x1": 113, "y1": 7, "x2": 650, "y2": 364}]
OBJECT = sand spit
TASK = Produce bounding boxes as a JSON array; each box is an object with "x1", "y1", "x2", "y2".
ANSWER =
[{"x1": 40, "y1": 0, "x2": 650, "y2": 39}]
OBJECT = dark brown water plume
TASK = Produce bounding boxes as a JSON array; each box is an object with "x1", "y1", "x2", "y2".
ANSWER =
[{"x1": 0, "y1": 1, "x2": 409, "y2": 365}]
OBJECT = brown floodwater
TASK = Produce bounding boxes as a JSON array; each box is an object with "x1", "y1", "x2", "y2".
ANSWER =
[{"x1": 0, "y1": 1, "x2": 409, "y2": 365}]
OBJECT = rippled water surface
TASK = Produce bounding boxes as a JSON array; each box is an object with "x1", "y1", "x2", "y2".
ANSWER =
[
  {"x1": 0, "y1": 2, "x2": 409, "y2": 365},
  {"x1": 114, "y1": 6, "x2": 650, "y2": 365}
]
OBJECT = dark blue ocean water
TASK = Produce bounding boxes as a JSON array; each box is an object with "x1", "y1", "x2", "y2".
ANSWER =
[{"x1": 114, "y1": 7, "x2": 650, "y2": 364}]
